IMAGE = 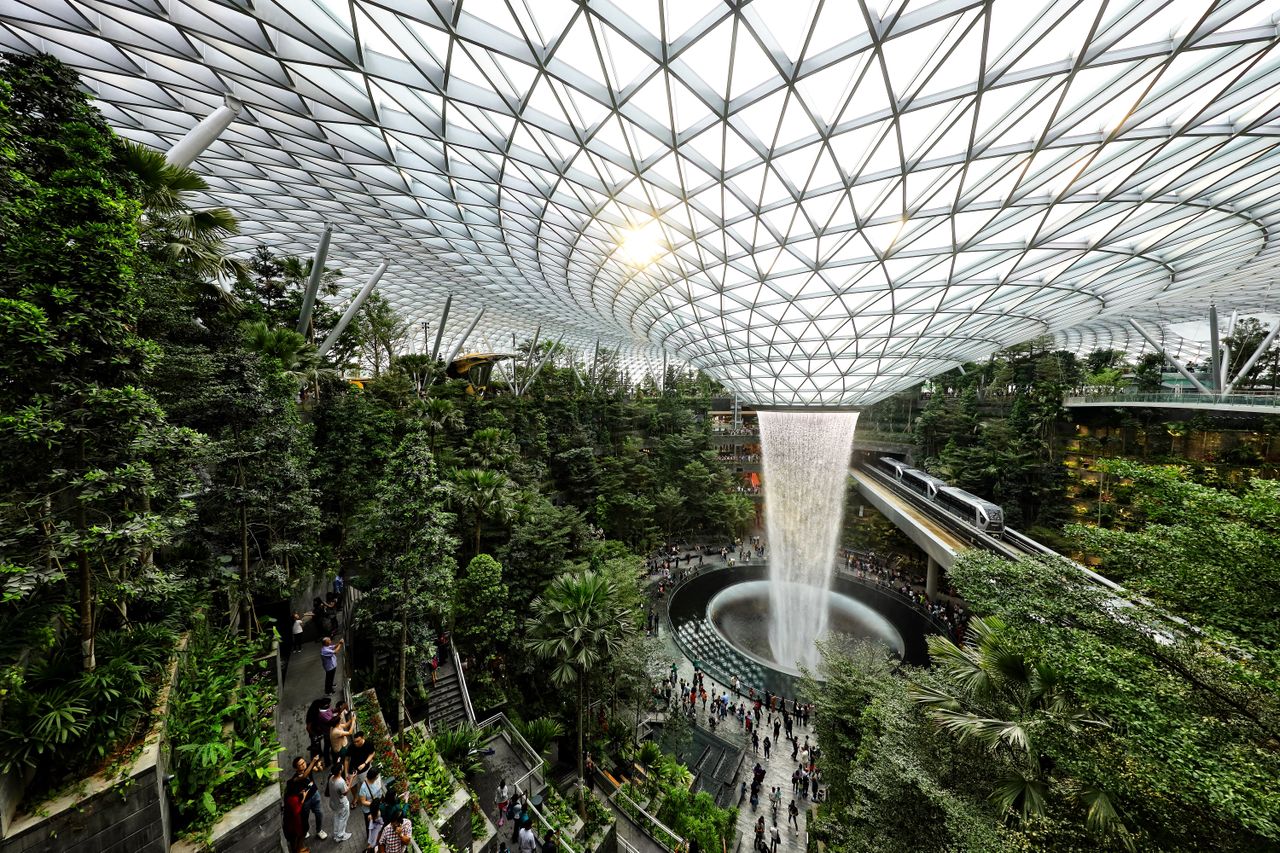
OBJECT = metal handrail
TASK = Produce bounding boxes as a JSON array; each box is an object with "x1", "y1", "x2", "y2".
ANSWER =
[
  {"x1": 610, "y1": 786, "x2": 684, "y2": 853},
  {"x1": 1065, "y1": 392, "x2": 1280, "y2": 407},
  {"x1": 519, "y1": 789, "x2": 582, "y2": 853},
  {"x1": 449, "y1": 641, "x2": 476, "y2": 725},
  {"x1": 474, "y1": 711, "x2": 545, "y2": 797}
]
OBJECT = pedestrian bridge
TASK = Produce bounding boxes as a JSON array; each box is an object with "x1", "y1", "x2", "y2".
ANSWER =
[{"x1": 1064, "y1": 393, "x2": 1280, "y2": 415}]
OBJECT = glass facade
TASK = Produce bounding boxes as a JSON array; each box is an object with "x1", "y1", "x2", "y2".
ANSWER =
[{"x1": 4, "y1": 0, "x2": 1279, "y2": 404}]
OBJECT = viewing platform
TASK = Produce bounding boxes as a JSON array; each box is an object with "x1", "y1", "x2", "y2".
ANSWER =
[{"x1": 1064, "y1": 392, "x2": 1280, "y2": 415}]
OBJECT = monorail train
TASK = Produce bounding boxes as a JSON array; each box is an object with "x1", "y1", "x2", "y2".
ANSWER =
[{"x1": 877, "y1": 457, "x2": 1005, "y2": 536}]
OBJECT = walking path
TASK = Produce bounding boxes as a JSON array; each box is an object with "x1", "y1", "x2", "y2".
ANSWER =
[
  {"x1": 279, "y1": 635, "x2": 367, "y2": 851},
  {"x1": 642, "y1": 544, "x2": 817, "y2": 853}
]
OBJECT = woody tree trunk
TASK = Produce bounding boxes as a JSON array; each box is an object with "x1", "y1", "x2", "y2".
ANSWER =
[{"x1": 399, "y1": 572, "x2": 410, "y2": 730}]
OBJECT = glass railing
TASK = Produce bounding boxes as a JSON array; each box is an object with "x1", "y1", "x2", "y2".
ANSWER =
[{"x1": 1065, "y1": 392, "x2": 1280, "y2": 408}]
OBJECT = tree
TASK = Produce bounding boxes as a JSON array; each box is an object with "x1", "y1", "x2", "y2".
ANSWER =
[
  {"x1": 1067, "y1": 460, "x2": 1280, "y2": 648},
  {"x1": 526, "y1": 570, "x2": 636, "y2": 817},
  {"x1": 911, "y1": 618, "x2": 1130, "y2": 849},
  {"x1": 354, "y1": 431, "x2": 457, "y2": 728},
  {"x1": 804, "y1": 641, "x2": 1015, "y2": 853},
  {"x1": 118, "y1": 139, "x2": 245, "y2": 283},
  {"x1": 356, "y1": 293, "x2": 407, "y2": 377},
  {"x1": 422, "y1": 397, "x2": 464, "y2": 454},
  {"x1": 0, "y1": 53, "x2": 197, "y2": 669},
  {"x1": 450, "y1": 468, "x2": 516, "y2": 558},
  {"x1": 452, "y1": 554, "x2": 515, "y2": 665},
  {"x1": 231, "y1": 248, "x2": 359, "y2": 366},
  {"x1": 498, "y1": 495, "x2": 587, "y2": 609},
  {"x1": 1224, "y1": 317, "x2": 1272, "y2": 389},
  {"x1": 947, "y1": 551, "x2": 1280, "y2": 850}
]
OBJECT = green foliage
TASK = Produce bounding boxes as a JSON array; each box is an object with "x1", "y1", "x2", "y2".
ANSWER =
[
  {"x1": 453, "y1": 554, "x2": 515, "y2": 666},
  {"x1": 1067, "y1": 460, "x2": 1280, "y2": 648},
  {"x1": 803, "y1": 640, "x2": 1016, "y2": 853},
  {"x1": 352, "y1": 431, "x2": 458, "y2": 724},
  {"x1": 167, "y1": 617, "x2": 280, "y2": 842},
  {"x1": 947, "y1": 551, "x2": 1280, "y2": 850},
  {"x1": 655, "y1": 786, "x2": 737, "y2": 853},
  {"x1": 400, "y1": 727, "x2": 461, "y2": 815},
  {"x1": 0, "y1": 50, "x2": 199, "y2": 666},
  {"x1": 0, "y1": 621, "x2": 176, "y2": 802},
  {"x1": 516, "y1": 716, "x2": 565, "y2": 757},
  {"x1": 433, "y1": 723, "x2": 486, "y2": 777}
]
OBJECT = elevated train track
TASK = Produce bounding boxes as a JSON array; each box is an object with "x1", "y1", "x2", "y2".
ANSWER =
[{"x1": 852, "y1": 460, "x2": 1124, "y2": 593}]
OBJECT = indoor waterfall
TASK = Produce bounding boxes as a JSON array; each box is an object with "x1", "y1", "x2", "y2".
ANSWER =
[{"x1": 757, "y1": 410, "x2": 860, "y2": 671}]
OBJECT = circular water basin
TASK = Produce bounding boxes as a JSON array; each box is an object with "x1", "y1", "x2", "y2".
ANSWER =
[{"x1": 705, "y1": 579, "x2": 905, "y2": 677}]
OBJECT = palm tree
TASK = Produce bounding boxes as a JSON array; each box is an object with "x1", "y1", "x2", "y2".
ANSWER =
[
  {"x1": 450, "y1": 468, "x2": 515, "y2": 557},
  {"x1": 242, "y1": 321, "x2": 337, "y2": 396},
  {"x1": 910, "y1": 617, "x2": 1132, "y2": 849},
  {"x1": 526, "y1": 570, "x2": 636, "y2": 818},
  {"x1": 119, "y1": 140, "x2": 247, "y2": 286},
  {"x1": 423, "y1": 398, "x2": 464, "y2": 453}
]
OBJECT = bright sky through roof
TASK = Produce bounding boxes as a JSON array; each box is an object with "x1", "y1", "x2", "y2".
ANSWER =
[{"x1": 6, "y1": 0, "x2": 1280, "y2": 405}]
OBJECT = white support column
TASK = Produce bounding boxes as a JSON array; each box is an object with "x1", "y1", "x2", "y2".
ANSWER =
[
  {"x1": 926, "y1": 556, "x2": 939, "y2": 601},
  {"x1": 520, "y1": 334, "x2": 564, "y2": 395},
  {"x1": 1128, "y1": 319, "x2": 1213, "y2": 396},
  {"x1": 296, "y1": 223, "x2": 333, "y2": 337},
  {"x1": 317, "y1": 260, "x2": 388, "y2": 358},
  {"x1": 430, "y1": 294, "x2": 452, "y2": 361},
  {"x1": 443, "y1": 308, "x2": 486, "y2": 367},
  {"x1": 1209, "y1": 304, "x2": 1222, "y2": 392},
  {"x1": 165, "y1": 95, "x2": 243, "y2": 169},
  {"x1": 1223, "y1": 319, "x2": 1280, "y2": 395}
]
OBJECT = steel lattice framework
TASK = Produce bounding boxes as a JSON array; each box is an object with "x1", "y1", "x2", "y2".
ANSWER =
[{"x1": 5, "y1": 0, "x2": 1280, "y2": 405}]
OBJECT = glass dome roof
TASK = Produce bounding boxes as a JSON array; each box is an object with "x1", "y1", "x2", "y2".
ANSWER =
[{"x1": 4, "y1": 0, "x2": 1280, "y2": 405}]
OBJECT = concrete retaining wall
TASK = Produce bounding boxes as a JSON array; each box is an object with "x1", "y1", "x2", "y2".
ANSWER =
[
  {"x1": 170, "y1": 784, "x2": 282, "y2": 853},
  {"x1": 0, "y1": 638, "x2": 187, "y2": 853}
]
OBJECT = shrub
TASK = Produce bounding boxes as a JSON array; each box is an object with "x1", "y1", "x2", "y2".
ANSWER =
[{"x1": 167, "y1": 618, "x2": 280, "y2": 841}]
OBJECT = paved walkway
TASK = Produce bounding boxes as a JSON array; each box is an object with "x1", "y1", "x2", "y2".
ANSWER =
[
  {"x1": 643, "y1": 546, "x2": 818, "y2": 853},
  {"x1": 279, "y1": 637, "x2": 368, "y2": 851}
]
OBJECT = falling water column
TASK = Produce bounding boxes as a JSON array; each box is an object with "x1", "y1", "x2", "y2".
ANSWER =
[{"x1": 757, "y1": 410, "x2": 860, "y2": 671}]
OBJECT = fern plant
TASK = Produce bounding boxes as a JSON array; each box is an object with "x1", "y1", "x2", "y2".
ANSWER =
[{"x1": 167, "y1": 617, "x2": 281, "y2": 842}]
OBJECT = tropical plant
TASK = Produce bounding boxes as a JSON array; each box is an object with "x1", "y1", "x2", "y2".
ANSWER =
[
  {"x1": 911, "y1": 616, "x2": 1129, "y2": 848},
  {"x1": 354, "y1": 431, "x2": 457, "y2": 727},
  {"x1": 119, "y1": 139, "x2": 246, "y2": 284},
  {"x1": 450, "y1": 468, "x2": 516, "y2": 557},
  {"x1": 515, "y1": 716, "x2": 565, "y2": 758},
  {"x1": 167, "y1": 617, "x2": 280, "y2": 841},
  {"x1": 526, "y1": 570, "x2": 637, "y2": 817},
  {"x1": 433, "y1": 723, "x2": 486, "y2": 777}
]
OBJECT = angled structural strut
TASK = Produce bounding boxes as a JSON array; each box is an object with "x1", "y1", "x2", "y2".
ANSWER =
[
  {"x1": 166, "y1": 95, "x2": 243, "y2": 169},
  {"x1": 1209, "y1": 304, "x2": 1222, "y2": 392},
  {"x1": 520, "y1": 334, "x2": 564, "y2": 395},
  {"x1": 444, "y1": 308, "x2": 487, "y2": 367},
  {"x1": 318, "y1": 260, "x2": 389, "y2": 358},
  {"x1": 430, "y1": 294, "x2": 452, "y2": 361},
  {"x1": 296, "y1": 223, "x2": 333, "y2": 337},
  {"x1": 1223, "y1": 319, "x2": 1280, "y2": 395},
  {"x1": 1128, "y1": 319, "x2": 1213, "y2": 396}
]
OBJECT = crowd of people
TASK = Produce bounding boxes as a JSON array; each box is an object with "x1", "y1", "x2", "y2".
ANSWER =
[
  {"x1": 659, "y1": 666, "x2": 822, "y2": 850},
  {"x1": 839, "y1": 549, "x2": 970, "y2": 640},
  {"x1": 491, "y1": 779, "x2": 563, "y2": 853},
  {"x1": 287, "y1": 696, "x2": 412, "y2": 852}
]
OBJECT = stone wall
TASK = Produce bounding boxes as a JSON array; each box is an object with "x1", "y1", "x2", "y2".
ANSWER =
[{"x1": 170, "y1": 784, "x2": 281, "y2": 853}]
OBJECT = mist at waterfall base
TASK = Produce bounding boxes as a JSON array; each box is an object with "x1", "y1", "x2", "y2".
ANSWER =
[{"x1": 757, "y1": 410, "x2": 860, "y2": 671}]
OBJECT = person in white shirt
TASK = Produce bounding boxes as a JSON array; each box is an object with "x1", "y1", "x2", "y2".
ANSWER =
[
  {"x1": 518, "y1": 824, "x2": 538, "y2": 853},
  {"x1": 496, "y1": 780, "x2": 511, "y2": 827}
]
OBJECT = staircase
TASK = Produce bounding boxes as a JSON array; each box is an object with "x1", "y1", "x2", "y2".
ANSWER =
[
  {"x1": 424, "y1": 656, "x2": 470, "y2": 730},
  {"x1": 688, "y1": 728, "x2": 746, "y2": 810}
]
